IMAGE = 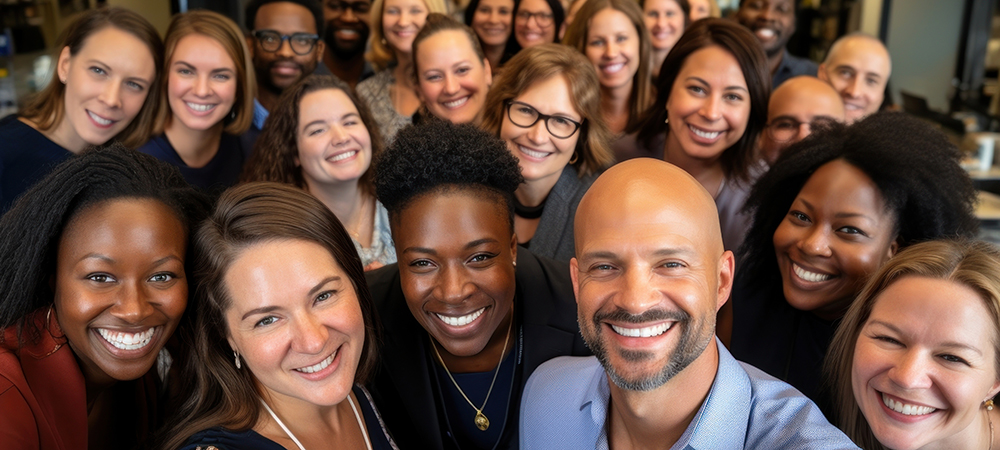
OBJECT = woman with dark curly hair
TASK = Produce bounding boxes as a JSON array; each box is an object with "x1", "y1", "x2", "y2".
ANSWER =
[
  {"x1": 0, "y1": 145, "x2": 207, "y2": 448},
  {"x1": 367, "y1": 120, "x2": 590, "y2": 450},
  {"x1": 730, "y1": 112, "x2": 979, "y2": 410},
  {"x1": 242, "y1": 74, "x2": 394, "y2": 270},
  {"x1": 626, "y1": 18, "x2": 769, "y2": 254},
  {"x1": 160, "y1": 182, "x2": 393, "y2": 450}
]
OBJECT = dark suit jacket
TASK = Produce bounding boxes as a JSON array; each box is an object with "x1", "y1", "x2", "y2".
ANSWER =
[{"x1": 365, "y1": 247, "x2": 590, "y2": 450}]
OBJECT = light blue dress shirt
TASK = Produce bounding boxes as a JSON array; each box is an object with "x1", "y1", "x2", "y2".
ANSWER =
[
  {"x1": 520, "y1": 339, "x2": 859, "y2": 450},
  {"x1": 252, "y1": 98, "x2": 269, "y2": 130}
]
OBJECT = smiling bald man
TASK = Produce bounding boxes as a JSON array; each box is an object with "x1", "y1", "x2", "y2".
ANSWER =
[{"x1": 519, "y1": 158, "x2": 857, "y2": 450}]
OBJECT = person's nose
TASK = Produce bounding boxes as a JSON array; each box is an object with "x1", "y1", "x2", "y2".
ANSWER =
[
  {"x1": 888, "y1": 351, "x2": 933, "y2": 390},
  {"x1": 698, "y1": 95, "x2": 721, "y2": 122},
  {"x1": 614, "y1": 267, "x2": 660, "y2": 315},
  {"x1": 98, "y1": 80, "x2": 123, "y2": 109},
  {"x1": 798, "y1": 226, "x2": 833, "y2": 258},
  {"x1": 291, "y1": 312, "x2": 328, "y2": 355},
  {"x1": 435, "y1": 265, "x2": 473, "y2": 305},
  {"x1": 110, "y1": 280, "x2": 156, "y2": 324}
]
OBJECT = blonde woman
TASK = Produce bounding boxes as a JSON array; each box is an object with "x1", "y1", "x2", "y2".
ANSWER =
[
  {"x1": 138, "y1": 10, "x2": 256, "y2": 191},
  {"x1": 357, "y1": 0, "x2": 448, "y2": 144}
]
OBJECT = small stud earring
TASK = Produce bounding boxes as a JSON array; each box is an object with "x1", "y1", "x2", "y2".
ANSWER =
[
  {"x1": 664, "y1": 117, "x2": 669, "y2": 124},
  {"x1": 987, "y1": 399, "x2": 995, "y2": 411}
]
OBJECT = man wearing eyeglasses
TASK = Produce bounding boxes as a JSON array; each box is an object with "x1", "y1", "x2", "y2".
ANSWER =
[
  {"x1": 323, "y1": 0, "x2": 375, "y2": 88},
  {"x1": 244, "y1": 0, "x2": 328, "y2": 132},
  {"x1": 759, "y1": 76, "x2": 845, "y2": 165}
]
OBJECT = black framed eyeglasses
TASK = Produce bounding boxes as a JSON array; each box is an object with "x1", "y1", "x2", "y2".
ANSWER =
[
  {"x1": 765, "y1": 116, "x2": 838, "y2": 143},
  {"x1": 505, "y1": 100, "x2": 582, "y2": 139},
  {"x1": 252, "y1": 30, "x2": 320, "y2": 55},
  {"x1": 515, "y1": 11, "x2": 554, "y2": 27}
]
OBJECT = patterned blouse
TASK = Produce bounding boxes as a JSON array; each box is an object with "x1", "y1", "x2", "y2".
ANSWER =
[{"x1": 356, "y1": 69, "x2": 412, "y2": 146}]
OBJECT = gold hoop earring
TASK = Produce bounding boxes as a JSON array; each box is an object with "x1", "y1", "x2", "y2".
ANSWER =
[{"x1": 568, "y1": 152, "x2": 578, "y2": 165}]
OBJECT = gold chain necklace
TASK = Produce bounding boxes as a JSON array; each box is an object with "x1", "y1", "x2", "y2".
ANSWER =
[{"x1": 430, "y1": 317, "x2": 512, "y2": 432}]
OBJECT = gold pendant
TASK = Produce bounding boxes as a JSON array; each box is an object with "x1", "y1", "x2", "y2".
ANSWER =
[{"x1": 475, "y1": 411, "x2": 490, "y2": 431}]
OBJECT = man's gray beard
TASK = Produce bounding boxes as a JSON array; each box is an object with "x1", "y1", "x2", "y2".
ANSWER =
[{"x1": 582, "y1": 309, "x2": 714, "y2": 392}]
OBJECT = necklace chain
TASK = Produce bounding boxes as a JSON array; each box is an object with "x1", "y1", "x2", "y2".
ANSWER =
[{"x1": 430, "y1": 315, "x2": 513, "y2": 432}]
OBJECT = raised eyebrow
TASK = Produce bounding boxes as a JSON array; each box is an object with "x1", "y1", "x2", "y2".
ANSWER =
[{"x1": 309, "y1": 276, "x2": 342, "y2": 297}]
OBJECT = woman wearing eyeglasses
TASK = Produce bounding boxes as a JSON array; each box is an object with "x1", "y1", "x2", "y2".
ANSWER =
[
  {"x1": 137, "y1": 11, "x2": 256, "y2": 192},
  {"x1": 512, "y1": 0, "x2": 564, "y2": 51},
  {"x1": 481, "y1": 44, "x2": 613, "y2": 262}
]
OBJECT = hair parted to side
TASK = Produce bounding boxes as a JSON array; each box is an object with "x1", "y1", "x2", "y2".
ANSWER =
[
  {"x1": 737, "y1": 112, "x2": 979, "y2": 301},
  {"x1": 159, "y1": 182, "x2": 381, "y2": 449},
  {"x1": 19, "y1": 7, "x2": 164, "y2": 149},
  {"x1": 241, "y1": 74, "x2": 383, "y2": 196},
  {"x1": 366, "y1": 0, "x2": 449, "y2": 71},
  {"x1": 825, "y1": 239, "x2": 1000, "y2": 450},
  {"x1": 245, "y1": 0, "x2": 326, "y2": 37},
  {"x1": 481, "y1": 43, "x2": 614, "y2": 178},
  {"x1": 374, "y1": 121, "x2": 524, "y2": 229},
  {"x1": 154, "y1": 10, "x2": 256, "y2": 136},
  {"x1": 0, "y1": 143, "x2": 209, "y2": 343},
  {"x1": 632, "y1": 17, "x2": 769, "y2": 183},
  {"x1": 413, "y1": 13, "x2": 487, "y2": 82},
  {"x1": 640, "y1": 0, "x2": 690, "y2": 27},
  {"x1": 563, "y1": 0, "x2": 652, "y2": 132}
]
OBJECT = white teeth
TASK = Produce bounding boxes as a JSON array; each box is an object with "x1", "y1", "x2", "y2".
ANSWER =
[
  {"x1": 88, "y1": 111, "x2": 112, "y2": 126},
  {"x1": 603, "y1": 63, "x2": 625, "y2": 74},
  {"x1": 689, "y1": 126, "x2": 721, "y2": 139},
  {"x1": 793, "y1": 263, "x2": 833, "y2": 282},
  {"x1": 436, "y1": 308, "x2": 485, "y2": 327},
  {"x1": 186, "y1": 102, "x2": 216, "y2": 112},
  {"x1": 518, "y1": 145, "x2": 549, "y2": 159},
  {"x1": 98, "y1": 327, "x2": 155, "y2": 350},
  {"x1": 610, "y1": 323, "x2": 672, "y2": 338},
  {"x1": 338, "y1": 29, "x2": 359, "y2": 37},
  {"x1": 296, "y1": 352, "x2": 336, "y2": 374},
  {"x1": 443, "y1": 97, "x2": 469, "y2": 108},
  {"x1": 882, "y1": 393, "x2": 937, "y2": 416},
  {"x1": 328, "y1": 150, "x2": 358, "y2": 162},
  {"x1": 756, "y1": 28, "x2": 775, "y2": 39}
]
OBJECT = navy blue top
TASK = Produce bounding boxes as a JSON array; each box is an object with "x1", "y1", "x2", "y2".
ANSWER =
[
  {"x1": 137, "y1": 133, "x2": 251, "y2": 192},
  {"x1": 773, "y1": 49, "x2": 819, "y2": 88},
  {"x1": 179, "y1": 385, "x2": 397, "y2": 450},
  {"x1": 0, "y1": 115, "x2": 72, "y2": 213}
]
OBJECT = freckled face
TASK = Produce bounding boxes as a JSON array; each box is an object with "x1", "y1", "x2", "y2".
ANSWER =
[
  {"x1": 853, "y1": 276, "x2": 1000, "y2": 450},
  {"x1": 54, "y1": 199, "x2": 187, "y2": 387},
  {"x1": 392, "y1": 190, "x2": 517, "y2": 359}
]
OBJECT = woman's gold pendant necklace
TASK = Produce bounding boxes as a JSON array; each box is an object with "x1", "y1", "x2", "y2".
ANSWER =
[{"x1": 430, "y1": 318, "x2": 512, "y2": 431}]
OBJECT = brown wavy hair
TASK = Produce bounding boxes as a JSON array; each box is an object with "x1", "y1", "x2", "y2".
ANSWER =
[
  {"x1": 480, "y1": 43, "x2": 614, "y2": 177},
  {"x1": 153, "y1": 10, "x2": 256, "y2": 136},
  {"x1": 241, "y1": 75, "x2": 383, "y2": 196},
  {"x1": 366, "y1": 0, "x2": 449, "y2": 71},
  {"x1": 563, "y1": 0, "x2": 652, "y2": 132},
  {"x1": 825, "y1": 239, "x2": 1000, "y2": 450},
  {"x1": 159, "y1": 182, "x2": 382, "y2": 449},
  {"x1": 19, "y1": 6, "x2": 163, "y2": 149}
]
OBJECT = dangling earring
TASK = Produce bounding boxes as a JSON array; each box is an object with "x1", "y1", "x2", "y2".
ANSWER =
[
  {"x1": 234, "y1": 350, "x2": 242, "y2": 369},
  {"x1": 568, "y1": 152, "x2": 578, "y2": 165},
  {"x1": 986, "y1": 399, "x2": 995, "y2": 411},
  {"x1": 227, "y1": 108, "x2": 237, "y2": 122}
]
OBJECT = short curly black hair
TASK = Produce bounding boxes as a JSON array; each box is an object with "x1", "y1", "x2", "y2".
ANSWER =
[
  {"x1": 374, "y1": 121, "x2": 524, "y2": 230},
  {"x1": 738, "y1": 111, "x2": 978, "y2": 296}
]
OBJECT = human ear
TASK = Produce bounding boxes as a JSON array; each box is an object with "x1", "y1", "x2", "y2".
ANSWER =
[
  {"x1": 57, "y1": 46, "x2": 72, "y2": 84},
  {"x1": 715, "y1": 250, "x2": 735, "y2": 313}
]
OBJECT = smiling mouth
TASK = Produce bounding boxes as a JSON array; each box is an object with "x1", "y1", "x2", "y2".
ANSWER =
[
  {"x1": 328, "y1": 150, "x2": 358, "y2": 162},
  {"x1": 186, "y1": 102, "x2": 217, "y2": 113},
  {"x1": 442, "y1": 97, "x2": 469, "y2": 109},
  {"x1": 689, "y1": 125, "x2": 721, "y2": 140},
  {"x1": 88, "y1": 110, "x2": 116, "y2": 127},
  {"x1": 610, "y1": 323, "x2": 671, "y2": 338},
  {"x1": 436, "y1": 307, "x2": 485, "y2": 327},
  {"x1": 755, "y1": 28, "x2": 775, "y2": 40},
  {"x1": 295, "y1": 351, "x2": 336, "y2": 374},
  {"x1": 793, "y1": 263, "x2": 833, "y2": 282},
  {"x1": 882, "y1": 393, "x2": 937, "y2": 416},
  {"x1": 518, "y1": 145, "x2": 550, "y2": 159},
  {"x1": 602, "y1": 63, "x2": 625, "y2": 74},
  {"x1": 98, "y1": 327, "x2": 155, "y2": 350}
]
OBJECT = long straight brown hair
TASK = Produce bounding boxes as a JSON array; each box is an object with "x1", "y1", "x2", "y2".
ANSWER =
[{"x1": 19, "y1": 7, "x2": 163, "y2": 149}]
